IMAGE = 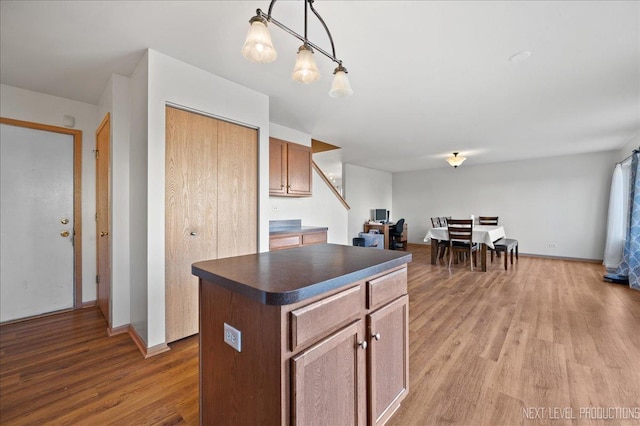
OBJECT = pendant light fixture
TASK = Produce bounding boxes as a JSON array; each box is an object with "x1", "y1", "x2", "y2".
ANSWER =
[
  {"x1": 241, "y1": 0, "x2": 353, "y2": 97},
  {"x1": 446, "y1": 152, "x2": 467, "y2": 168}
]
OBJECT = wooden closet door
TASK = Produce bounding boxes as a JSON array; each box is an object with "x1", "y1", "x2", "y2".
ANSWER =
[
  {"x1": 217, "y1": 121, "x2": 258, "y2": 259},
  {"x1": 165, "y1": 107, "x2": 218, "y2": 343}
]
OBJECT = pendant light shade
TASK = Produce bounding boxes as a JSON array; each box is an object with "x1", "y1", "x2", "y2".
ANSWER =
[
  {"x1": 329, "y1": 64, "x2": 353, "y2": 98},
  {"x1": 292, "y1": 44, "x2": 320, "y2": 83},
  {"x1": 241, "y1": 16, "x2": 277, "y2": 63},
  {"x1": 446, "y1": 152, "x2": 467, "y2": 168},
  {"x1": 242, "y1": 1, "x2": 352, "y2": 97}
]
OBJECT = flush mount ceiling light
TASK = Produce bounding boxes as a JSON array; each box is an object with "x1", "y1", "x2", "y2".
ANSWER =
[
  {"x1": 446, "y1": 152, "x2": 467, "y2": 168},
  {"x1": 241, "y1": 0, "x2": 353, "y2": 98}
]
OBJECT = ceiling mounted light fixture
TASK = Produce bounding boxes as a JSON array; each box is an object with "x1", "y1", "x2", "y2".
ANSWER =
[
  {"x1": 241, "y1": 0, "x2": 353, "y2": 97},
  {"x1": 446, "y1": 152, "x2": 467, "y2": 168}
]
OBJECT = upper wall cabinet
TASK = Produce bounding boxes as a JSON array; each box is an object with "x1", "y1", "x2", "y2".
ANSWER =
[{"x1": 269, "y1": 137, "x2": 312, "y2": 197}]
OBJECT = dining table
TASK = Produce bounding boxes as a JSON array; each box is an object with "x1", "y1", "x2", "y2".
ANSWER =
[{"x1": 424, "y1": 225, "x2": 506, "y2": 272}]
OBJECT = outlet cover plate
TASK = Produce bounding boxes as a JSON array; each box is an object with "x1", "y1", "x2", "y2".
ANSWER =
[{"x1": 224, "y1": 322, "x2": 242, "y2": 352}]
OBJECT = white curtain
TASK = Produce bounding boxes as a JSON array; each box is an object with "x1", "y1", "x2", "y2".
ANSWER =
[{"x1": 604, "y1": 163, "x2": 630, "y2": 270}]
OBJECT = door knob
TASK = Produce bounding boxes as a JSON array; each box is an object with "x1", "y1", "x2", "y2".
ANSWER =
[
  {"x1": 100, "y1": 231, "x2": 109, "y2": 237},
  {"x1": 60, "y1": 218, "x2": 69, "y2": 224},
  {"x1": 60, "y1": 230, "x2": 70, "y2": 237}
]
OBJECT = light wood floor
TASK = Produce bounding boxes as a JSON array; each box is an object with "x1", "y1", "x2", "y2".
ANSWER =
[{"x1": 1, "y1": 244, "x2": 639, "y2": 425}]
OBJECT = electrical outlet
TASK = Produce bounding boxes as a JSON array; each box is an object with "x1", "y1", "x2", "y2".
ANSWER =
[
  {"x1": 224, "y1": 323, "x2": 242, "y2": 352},
  {"x1": 549, "y1": 243, "x2": 558, "y2": 248}
]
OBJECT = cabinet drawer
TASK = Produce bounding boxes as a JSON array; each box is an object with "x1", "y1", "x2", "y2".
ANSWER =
[
  {"x1": 367, "y1": 268, "x2": 407, "y2": 310},
  {"x1": 302, "y1": 231, "x2": 326, "y2": 246},
  {"x1": 270, "y1": 235, "x2": 301, "y2": 251},
  {"x1": 290, "y1": 285, "x2": 361, "y2": 352}
]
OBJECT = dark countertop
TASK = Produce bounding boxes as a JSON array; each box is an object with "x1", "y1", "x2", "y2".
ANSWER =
[
  {"x1": 269, "y1": 225, "x2": 328, "y2": 235},
  {"x1": 192, "y1": 243, "x2": 412, "y2": 306}
]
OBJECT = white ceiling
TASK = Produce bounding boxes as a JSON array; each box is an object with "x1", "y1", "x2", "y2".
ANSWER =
[{"x1": 1, "y1": 1, "x2": 638, "y2": 172}]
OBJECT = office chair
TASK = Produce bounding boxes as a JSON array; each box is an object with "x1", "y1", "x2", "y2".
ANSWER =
[{"x1": 389, "y1": 218, "x2": 406, "y2": 250}]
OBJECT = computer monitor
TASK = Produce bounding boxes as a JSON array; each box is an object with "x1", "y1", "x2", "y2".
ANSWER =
[{"x1": 373, "y1": 209, "x2": 388, "y2": 222}]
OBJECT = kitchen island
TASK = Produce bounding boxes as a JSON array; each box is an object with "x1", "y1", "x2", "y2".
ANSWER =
[{"x1": 192, "y1": 243, "x2": 412, "y2": 426}]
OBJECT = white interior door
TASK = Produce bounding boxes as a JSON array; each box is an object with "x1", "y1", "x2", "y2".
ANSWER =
[{"x1": 0, "y1": 123, "x2": 74, "y2": 322}]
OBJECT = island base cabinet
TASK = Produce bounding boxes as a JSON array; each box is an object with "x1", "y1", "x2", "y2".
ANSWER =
[
  {"x1": 368, "y1": 295, "x2": 410, "y2": 426},
  {"x1": 291, "y1": 320, "x2": 367, "y2": 426},
  {"x1": 197, "y1": 263, "x2": 410, "y2": 426}
]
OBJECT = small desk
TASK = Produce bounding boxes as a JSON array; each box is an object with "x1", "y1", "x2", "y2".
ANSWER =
[
  {"x1": 424, "y1": 225, "x2": 506, "y2": 271},
  {"x1": 364, "y1": 222, "x2": 408, "y2": 250}
]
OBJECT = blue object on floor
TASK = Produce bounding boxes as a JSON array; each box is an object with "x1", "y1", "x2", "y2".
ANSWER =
[{"x1": 603, "y1": 273, "x2": 629, "y2": 285}]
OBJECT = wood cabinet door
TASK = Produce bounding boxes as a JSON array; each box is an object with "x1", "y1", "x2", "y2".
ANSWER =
[
  {"x1": 367, "y1": 295, "x2": 409, "y2": 426},
  {"x1": 269, "y1": 137, "x2": 287, "y2": 195},
  {"x1": 165, "y1": 107, "x2": 218, "y2": 343},
  {"x1": 217, "y1": 120, "x2": 258, "y2": 259},
  {"x1": 287, "y1": 142, "x2": 312, "y2": 196},
  {"x1": 291, "y1": 320, "x2": 367, "y2": 426}
]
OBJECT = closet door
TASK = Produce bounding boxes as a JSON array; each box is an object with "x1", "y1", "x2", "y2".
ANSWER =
[
  {"x1": 165, "y1": 107, "x2": 218, "y2": 343},
  {"x1": 217, "y1": 121, "x2": 258, "y2": 259}
]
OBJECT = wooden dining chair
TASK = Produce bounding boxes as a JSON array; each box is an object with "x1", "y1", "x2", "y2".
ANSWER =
[
  {"x1": 447, "y1": 219, "x2": 478, "y2": 271},
  {"x1": 430, "y1": 218, "x2": 449, "y2": 259},
  {"x1": 479, "y1": 216, "x2": 500, "y2": 258},
  {"x1": 478, "y1": 216, "x2": 499, "y2": 225}
]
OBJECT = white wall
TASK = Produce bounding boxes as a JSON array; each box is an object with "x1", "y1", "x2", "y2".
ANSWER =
[
  {"x1": 129, "y1": 52, "x2": 149, "y2": 343},
  {"x1": 268, "y1": 123, "x2": 349, "y2": 244},
  {"x1": 0, "y1": 84, "x2": 99, "y2": 303},
  {"x1": 98, "y1": 74, "x2": 131, "y2": 329},
  {"x1": 393, "y1": 150, "x2": 619, "y2": 260},
  {"x1": 343, "y1": 164, "x2": 393, "y2": 243}
]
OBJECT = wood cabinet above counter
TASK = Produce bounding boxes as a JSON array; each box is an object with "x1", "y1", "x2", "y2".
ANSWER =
[{"x1": 269, "y1": 137, "x2": 312, "y2": 197}]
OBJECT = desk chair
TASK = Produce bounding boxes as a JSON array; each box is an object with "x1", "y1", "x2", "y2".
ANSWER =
[
  {"x1": 389, "y1": 218, "x2": 406, "y2": 250},
  {"x1": 447, "y1": 219, "x2": 478, "y2": 271}
]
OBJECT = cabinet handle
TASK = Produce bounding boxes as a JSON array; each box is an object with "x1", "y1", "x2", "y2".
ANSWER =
[
  {"x1": 280, "y1": 184, "x2": 284, "y2": 189},
  {"x1": 358, "y1": 340, "x2": 368, "y2": 350},
  {"x1": 372, "y1": 333, "x2": 381, "y2": 341},
  {"x1": 286, "y1": 185, "x2": 291, "y2": 189},
  {"x1": 190, "y1": 232, "x2": 197, "y2": 236}
]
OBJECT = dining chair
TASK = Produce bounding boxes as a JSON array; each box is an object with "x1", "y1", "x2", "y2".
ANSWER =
[
  {"x1": 478, "y1": 216, "x2": 499, "y2": 225},
  {"x1": 447, "y1": 219, "x2": 478, "y2": 271},
  {"x1": 438, "y1": 217, "x2": 450, "y2": 227},
  {"x1": 429, "y1": 217, "x2": 449, "y2": 259},
  {"x1": 479, "y1": 216, "x2": 501, "y2": 258}
]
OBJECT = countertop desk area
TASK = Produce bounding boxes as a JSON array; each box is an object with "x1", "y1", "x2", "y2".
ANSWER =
[
  {"x1": 363, "y1": 222, "x2": 408, "y2": 250},
  {"x1": 192, "y1": 244, "x2": 412, "y2": 425}
]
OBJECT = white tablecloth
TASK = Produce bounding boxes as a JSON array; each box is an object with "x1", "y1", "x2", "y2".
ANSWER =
[{"x1": 424, "y1": 225, "x2": 506, "y2": 249}]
